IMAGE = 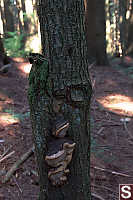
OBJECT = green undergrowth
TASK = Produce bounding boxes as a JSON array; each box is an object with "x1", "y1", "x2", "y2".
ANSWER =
[{"x1": 3, "y1": 31, "x2": 31, "y2": 57}]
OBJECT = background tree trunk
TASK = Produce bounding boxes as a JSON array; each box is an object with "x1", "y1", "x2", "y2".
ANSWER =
[
  {"x1": 126, "y1": 1, "x2": 133, "y2": 56},
  {"x1": 85, "y1": 0, "x2": 96, "y2": 63},
  {"x1": 0, "y1": 36, "x2": 5, "y2": 67},
  {"x1": 119, "y1": 0, "x2": 127, "y2": 61},
  {"x1": 96, "y1": 0, "x2": 108, "y2": 65},
  {"x1": 3, "y1": 0, "x2": 15, "y2": 33},
  {"x1": 28, "y1": 0, "x2": 92, "y2": 200},
  {"x1": 0, "y1": 36, "x2": 10, "y2": 68}
]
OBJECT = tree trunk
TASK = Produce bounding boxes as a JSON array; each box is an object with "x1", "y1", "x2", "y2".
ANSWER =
[
  {"x1": 126, "y1": 1, "x2": 133, "y2": 55},
  {"x1": 3, "y1": 0, "x2": 15, "y2": 33},
  {"x1": 96, "y1": 0, "x2": 108, "y2": 65},
  {"x1": 28, "y1": 1, "x2": 92, "y2": 200},
  {"x1": 0, "y1": 36, "x2": 5, "y2": 67},
  {"x1": 0, "y1": 36, "x2": 10, "y2": 68},
  {"x1": 85, "y1": 0, "x2": 96, "y2": 62},
  {"x1": 119, "y1": 0, "x2": 127, "y2": 61}
]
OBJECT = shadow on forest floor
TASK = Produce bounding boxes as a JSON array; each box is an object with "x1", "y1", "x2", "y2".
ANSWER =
[
  {"x1": 90, "y1": 56, "x2": 133, "y2": 200},
  {"x1": 0, "y1": 56, "x2": 133, "y2": 199}
]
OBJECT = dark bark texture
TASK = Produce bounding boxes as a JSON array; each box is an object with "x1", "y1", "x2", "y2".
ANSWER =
[
  {"x1": 28, "y1": 1, "x2": 92, "y2": 200},
  {"x1": 96, "y1": 0, "x2": 108, "y2": 65},
  {"x1": 3, "y1": 0, "x2": 15, "y2": 33},
  {"x1": 126, "y1": 1, "x2": 133, "y2": 55},
  {"x1": 0, "y1": 36, "x2": 10, "y2": 68},
  {"x1": 85, "y1": 0, "x2": 108, "y2": 65},
  {"x1": 85, "y1": 0, "x2": 96, "y2": 62},
  {"x1": 0, "y1": 36, "x2": 5, "y2": 67}
]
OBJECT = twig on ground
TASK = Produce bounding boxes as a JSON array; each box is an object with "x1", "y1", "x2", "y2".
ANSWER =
[
  {"x1": 102, "y1": 123, "x2": 121, "y2": 126},
  {"x1": 123, "y1": 121, "x2": 133, "y2": 140},
  {"x1": 91, "y1": 166, "x2": 131, "y2": 177},
  {"x1": 2, "y1": 146, "x2": 34, "y2": 183},
  {"x1": 0, "y1": 146, "x2": 12, "y2": 160},
  {"x1": 0, "y1": 63, "x2": 12, "y2": 73},
  {"x1": 88, "y1": 61, "x2": 96, "y2": 70},
  {"x1": 30, "y1": 169, "x2": 38, "y2": 176},
  {"x1": 97, "y1": 127, "x2": 104, "y2": 135},
  {"x1": 91, "y1": 192, "x2": 105, "y2": 200},
  {"x1": 7, "y1": 188, "x2": 16, "y2": 200},
  {"x1": 0, "y1": 151, "x2": 15, "y2": 163},
  {"x1": 91, "y1": 184, "x2": 118, "y2": 194},
  {"x1": 13, "y1": 176, "x2": 23, "y2": 193}
]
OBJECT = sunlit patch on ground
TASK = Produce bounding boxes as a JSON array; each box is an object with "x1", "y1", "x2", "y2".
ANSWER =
[
  {"x1": 0, "y1": 92, "x2": 13, "y2": 111},
  {"x1": 0, "y1": 113, "x2": 19, "y2": 127},
  {"x1": 0, "y1": 92, "x2": 13, "y2": 102},
  {"x1": 97, "y1": 94, "x2": 133, "y2": 116},
  {"x1": 18, "y1": 63, "x2": 32, "y2": 75}
]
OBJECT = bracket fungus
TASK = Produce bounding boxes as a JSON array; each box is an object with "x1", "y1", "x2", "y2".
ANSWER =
[{"x1": 45, "y1": 115, "x2": 76, "y2": 186}]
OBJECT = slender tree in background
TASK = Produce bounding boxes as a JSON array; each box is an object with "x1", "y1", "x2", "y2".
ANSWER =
[
  {"x1": 96, "y1": 0, "x2": 108, "y2": 65},
  {"x1": 0, "y1": 35, "x2": 10, "y2": 68},
  {"x1": 119, "y1": 0, "x2": 127, "y2": 61},
  {"x1": 84, "y1": 0, "x2": 96, "y2": 62},
  {"x1": 85, "y1": 0, "x2": 108, "y2": 65},
  {"x1": 28, "y1": 0, "x2": 92, "y2": 200},
  {"x1": 126, "y1": 0, "x2": 133, "y2": 55},
  {"x1": 0, "y1": 36, "x2": 6, "y2": 67},
  {"x1": 2, "y1": 0, "x2": 15, "y2": 33}
]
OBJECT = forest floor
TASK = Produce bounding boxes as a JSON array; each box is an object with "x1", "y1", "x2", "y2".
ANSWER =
[{"x1": 0, "y1": 56, "x2": 133, "y2": 200}]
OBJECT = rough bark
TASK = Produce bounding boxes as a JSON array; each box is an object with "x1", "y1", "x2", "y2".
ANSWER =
[{"x1": 28, "y1": 1, "x2": 92, "y2": 200}]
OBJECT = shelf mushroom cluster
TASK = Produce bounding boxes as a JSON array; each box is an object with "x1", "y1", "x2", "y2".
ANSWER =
[{"x1": 45, "y1": 114, "x2": 76, "y2": 186}]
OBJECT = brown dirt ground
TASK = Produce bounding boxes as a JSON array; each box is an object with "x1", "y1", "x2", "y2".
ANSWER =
[{"x1": 0, "y1": 57, "x2": 133, "y2": 200}]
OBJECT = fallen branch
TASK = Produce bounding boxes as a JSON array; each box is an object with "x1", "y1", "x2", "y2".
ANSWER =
[
  {"x1": 2, "y1": 146, "x2": 34, "y2": 183},
  {"x1": 0, "y1": 63, "x2": 12, "y2": 74},
  {"x1": 123, "y1": 121, "x2": 133, "y2": 140},
  {"x1": 91, "y1": 184, "x2": 118, "y2": 194},
  {"x1": 91, "y1": 166, "x2": 131, "y2": 177},
  {"x1": 13, "y1": 176, "x2": 23, "y2": 193},
  {"x1": 91, "y1": 192, "x2": 105, "y2": 200},
  {"x1": 0, "y1": 151, "x2": 15, "y2": 163},
  {"x1": 30, "y1": 169, "x2": 38, "y2": 176},
  {"x1": 97, "y1": 127, "x2": 104, "y2": 135},
  {"x1": 0, "y1": 146, "x2": 12, "y2": 160}
]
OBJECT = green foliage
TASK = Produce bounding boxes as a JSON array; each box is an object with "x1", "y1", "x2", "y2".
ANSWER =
[
  {"x1": 3, "y1": 31, "x2": 30, "y2": 57},
  {"x1": 23, "y1": 12, "x2": 29, "y2": 22}
]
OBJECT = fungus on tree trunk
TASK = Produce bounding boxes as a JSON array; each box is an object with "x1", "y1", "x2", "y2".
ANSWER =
[{"x1": 28, "y1": 0, "x2": 92, "y2": 199}]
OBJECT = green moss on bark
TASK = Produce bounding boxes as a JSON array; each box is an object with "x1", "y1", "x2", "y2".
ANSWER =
[{"x1": 28, "y1": 59, "x2": 49, "y2": 106}]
